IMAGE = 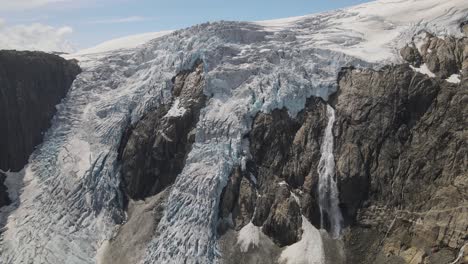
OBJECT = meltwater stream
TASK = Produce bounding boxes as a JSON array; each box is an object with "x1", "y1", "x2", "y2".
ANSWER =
[{"x1": 317, "y1": 105, "x2": 343, "y2": 238}]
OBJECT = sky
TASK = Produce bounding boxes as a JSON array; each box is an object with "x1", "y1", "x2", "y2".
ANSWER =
[{"x1": 0, "y1": 0, "x2": 372, "y2": 52}]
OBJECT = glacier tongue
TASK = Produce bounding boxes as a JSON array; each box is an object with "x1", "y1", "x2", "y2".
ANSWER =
[
  {"x1": 0, "y1": 33, "x2": 182, "y2": 263},
  {"x1": 1, "y1": 0, "x2": 467, "y2": 263}
]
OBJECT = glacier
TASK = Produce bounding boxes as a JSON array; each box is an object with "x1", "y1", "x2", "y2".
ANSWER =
[{"x1": 0, "y1": 0, "x2": 467, "y2": 263}]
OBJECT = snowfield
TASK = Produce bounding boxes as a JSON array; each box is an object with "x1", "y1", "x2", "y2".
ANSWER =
[
  {"x1": 1, "y1": 0, "x2": 467, "y2": 263},
  {"x1": 75, "y1": 31, "x2": 174, "y2": 55}
]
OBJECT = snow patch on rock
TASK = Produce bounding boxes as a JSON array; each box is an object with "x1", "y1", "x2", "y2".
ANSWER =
[
  {"x1": 164, "y1": 99, "x2": 187, "y2": 117},
  {"x1": 446, "y1": 73, "x2": 461, "y2": 84},
  {"x1": 279, "y1": 216, "x2": 325, "y2": 264},
  {"x1": 237, "y1": 222, "x2": 261, "y2": 252},
  {"x1": 410, "y1": 63, "x2": 436, "y2": 77}
]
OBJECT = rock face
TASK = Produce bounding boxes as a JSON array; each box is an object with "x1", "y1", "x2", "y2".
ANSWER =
[
  {"x1": 334, "y1": 33, "x2": 468, "y2": 264},
  {"x1": 119, "y1": 61, "x2": 206, "y2": 200},
  {"x1": 247, "y1": 98, "x2": 331, "y2": 245},
  {"x1": 217, "y1": 33, "x2": 467, "y2": 264},
  {"x1": 402, "y1": 32, "x2": 468, "y2": 78},
  {"x1": 418, "y1": 33, "x2": 467, "y2": 78},
  {"x1": 332, "y1": 64, "x2": 443, "y2": 222},
  {"x1": 334, "y1": 64, "x2": 467, "y2": 264},
  {"x1": 105, "y1": 30, "x2": 466, "y2": 264},
  {"x1": 218, "y1": 98, "x2": 335, "y2": 255},
  {"x1": 101, "y1": 61, "x2": 207, "y2": 264},
  {"x1": 0, "y1": 50, "x2": 80, "y2": 207},
  {"x1": 0, "y1": 51, "x2": 81, "y2": 172},
  {"x1": 0, "y1": 172, "x2": 10, "y2": 207}
]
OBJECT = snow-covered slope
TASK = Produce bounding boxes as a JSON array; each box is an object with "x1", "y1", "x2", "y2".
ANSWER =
[
  {"x1": 0, "y1": 0, "x2": 466, "y2": 263},
  {"x1": 75, "y1": 31, "x2": 174, "y2": 55},
  {"x1": 256, "y1": 0, "x2": 467, "y2": 62}
]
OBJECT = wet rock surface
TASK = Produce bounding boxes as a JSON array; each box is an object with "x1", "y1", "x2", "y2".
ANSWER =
[
  {"x1": 218, "y1": 33, "x2": 467, "y2": 264},
  {"x1": 218, "y1": 97, "x2": 331, "y2": 248},
  {"x1": 0, "y1": 50, "x2": 80, "y2": 207},
  {"x1": 217, "y1": 96, "x2": 349, "y2": 264},
  {"x1": 248, "y1": 97, "x2": 330, "y2": 235},
  {"x1": 119, "y1": 61, "x2": 206, "y2": 200}
]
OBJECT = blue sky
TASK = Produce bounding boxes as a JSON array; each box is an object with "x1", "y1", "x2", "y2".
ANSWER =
[{"x1": 0, "y1": 0, "x2": 372, "y2": 51}]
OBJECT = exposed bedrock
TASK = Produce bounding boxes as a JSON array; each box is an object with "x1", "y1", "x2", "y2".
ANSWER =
[
  {"x1": 218, "y1": 33, "x2": 467, "y2": 264},
  {"x1": 247, "y1": 98, "x2": 329, "y2": 245},
  {"x1": 0, "y1": 50, "x2": 80, "y2": 207},
  {"x1": 108, "y1": 32, "x2": 466, "y2": 264},
  {"x1": 218, "y1": 97, "x2": 345, "y2": 263},
  {"x1": 0, "y1": 172, "x2": 10, "y2": 207},
  {"x1": 401, "y1": 31, "x2": 468, "y2": 78},
  {"x1": 119, "y1": 61, "x2": 206, "y2": 200},
  {"x1": 334, "y1": 58, "x2": 467, "y2": 262},
  {"x1": 101, "y1": 61, "x2": 207, "y2": 264},
  {"x1": 332, "y1": 64, "x2": 443, "y2": 223}
]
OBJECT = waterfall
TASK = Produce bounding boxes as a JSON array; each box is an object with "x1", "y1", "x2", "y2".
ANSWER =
[{"x1": 317, "y1": 104, "x2": 343, "y2": 238}]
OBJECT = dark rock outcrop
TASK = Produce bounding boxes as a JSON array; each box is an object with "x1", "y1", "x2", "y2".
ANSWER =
[
  {"x1": 218, "y1": 166, "x2": 257, "y2": 232},
  {"x1": 119, "y1": 61, "x2": 206, "y2": 200},
  {"x1": 261, "y1": 185, "x2": 303, "y2": 247},
  {"x1": 219, "y1": 97, "x2": 331, "y2": 247},
  {"x1": 0, "y1": 50, "x2": 81, "y2": 171},
  {"x1": 416, "y1": 32, "x2": 467, "y2": 78},
  {"x1": 101, "y1": 61, "x2": 208, "y2": 264},
  {"x1": 331, "y1": 64, "x2": 443, "y2": 223},
  {"x1": 218, "y1": 33, "x2": 467, "y2": 264},
  {"x1": 400, "y1": 44, "x2": 422, "y2": 67},
  {"x1": 0, "y1": 50, "x2": 80, "y2": 207},
  {"x1": 0, "y1": 171, "x2": 10, "y2": 207},
  {"x1": 462, "y1": 22, "x2": 468, "y2": 36},
  {"x1": 334, "y1": 60, "x2": 467, "y2": 262}
]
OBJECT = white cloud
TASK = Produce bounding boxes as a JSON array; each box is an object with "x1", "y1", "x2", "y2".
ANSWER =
[
  {"x1": 0, "y1": 20, "x2": 74, "y2": 53},
  {"x1": 0, "y1": 0, "x2": 70, "y2": 11},
  {"x1": 86, "y1": 16, "x2": 153, "y2": 25}
]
